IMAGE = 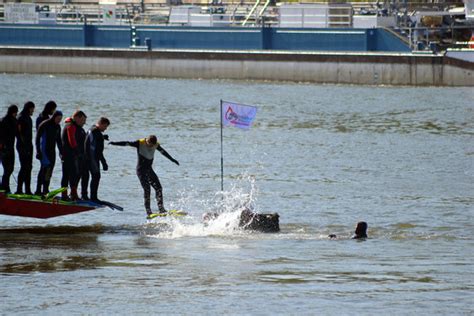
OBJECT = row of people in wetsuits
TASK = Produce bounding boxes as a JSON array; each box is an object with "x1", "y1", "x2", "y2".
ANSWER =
[{"x1": 0, "y1": 101, "x2": 109, "y2": 201}]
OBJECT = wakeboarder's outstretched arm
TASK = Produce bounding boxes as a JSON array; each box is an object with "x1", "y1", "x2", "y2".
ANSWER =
[
  {"x1": 109, "y1": 141, "x2": 138, "y2": 147},
  {"x1": 157, "y1": 145, "x2": 179, "y2": 165}
]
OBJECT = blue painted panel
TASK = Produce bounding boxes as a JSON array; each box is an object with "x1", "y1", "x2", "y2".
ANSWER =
[
  {"x1": 366, "y1": 29, "x2": 377, "y2": 51},
  {"x1": 374, "y1": 29, "x2": 411, "y2": 52},
  {"x1": 0, "y1": 24, "x2": 411, "y2": 52},
  {"x1": 92, "y1": 26, "x2": 130, "y2": 48},
  {"x1": 137, "y1": 27, "x2": 262, "y2": 50},
  {"x1": 0, "y1": 24, "x2": 84, "y2": 46},
  {"x1": 271, "y1": 28, "x2": 368, "y2": 51}
]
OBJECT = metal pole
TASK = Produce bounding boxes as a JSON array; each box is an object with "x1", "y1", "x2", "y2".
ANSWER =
[{"x1": 220, "y1": 99, "x2": 224, "y2": 192}]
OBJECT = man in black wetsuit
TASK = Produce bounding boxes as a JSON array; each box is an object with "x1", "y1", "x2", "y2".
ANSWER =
[
  {"x1": 110, "y1": 135, "x2": 179, "y2": 218},
  {"x1": 61, "y1": 110, "x2": 87, "y2": 200},
  {"x1": 35, "y1": 110, "x2": 63, "y2": 195},
  {"x1": 0, "y1": 105, "x2": 19, "y2": 193},
  {"x1": 84, "y1": 117, "x2": 110, "y2": 201},
  {"x1": 15, "y1": 101, "x2": 35, "y2": 194},
  {"x1": 34, "y1": 101, "x2": 57, "y2": 195}
]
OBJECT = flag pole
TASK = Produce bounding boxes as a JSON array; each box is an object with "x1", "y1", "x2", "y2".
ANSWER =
[{"x1": 220, "y1": 99, "x2": 224, "y2": 192}]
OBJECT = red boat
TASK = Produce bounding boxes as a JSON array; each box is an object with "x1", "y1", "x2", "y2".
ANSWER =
[{"x1": 0, "y1": 191, "x2": 121, "y2": 219}]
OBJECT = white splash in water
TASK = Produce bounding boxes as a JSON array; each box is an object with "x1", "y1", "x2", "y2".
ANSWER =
[{"x1": 146, "y1": 174, "x2": 260, "y2": 239}]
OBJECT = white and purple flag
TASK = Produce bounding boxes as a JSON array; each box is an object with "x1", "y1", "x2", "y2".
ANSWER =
[{"x1": 221, "y1": 101, "x2": 257, "y2": 130}]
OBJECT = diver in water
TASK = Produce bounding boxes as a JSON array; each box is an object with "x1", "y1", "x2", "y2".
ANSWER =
[
  {"x1": 328, "y1": 221, "x2": 368, "y2": 240},
  {"x1": 15, "y1": 101, "x2": 35, "y2": 194},
  {"x1": 61, "y1": 110, "x2": 87, "y2": 200},
  {"x1": 34, "y1": 101, "x2": 57, "y2": 195},
  {"x1": 84, "y1": 117, "x2": 110, "y2": 201},
  {"x1": 352, "y1": 221, "x2": 368, "y2": 239},
  {"x1": 35, "y1": 110, "x2": 63, "y2": 195},
  {"x1": 0, "y1": 105, "x2": 19, "y2": 193},
  {"x1": 110, "y1": 135, "x2": 179, "y2": 218}
]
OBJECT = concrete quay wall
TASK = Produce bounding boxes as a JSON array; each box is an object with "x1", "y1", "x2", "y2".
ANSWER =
[{"x1": 0, "y1": 47, "x2": 472, "y2": 86}]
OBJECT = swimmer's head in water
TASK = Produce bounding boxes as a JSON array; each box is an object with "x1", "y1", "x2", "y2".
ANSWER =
[{"x1": 353, "y1": 221, "x2": 368, "y2": 239}]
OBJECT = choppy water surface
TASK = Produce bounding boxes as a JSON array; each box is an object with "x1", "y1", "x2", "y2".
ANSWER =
[{"x1": 0, "y1": 74, "x2": 473, "y2": 315}]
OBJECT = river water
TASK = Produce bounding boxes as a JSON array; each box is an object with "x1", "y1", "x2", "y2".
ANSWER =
[{"x1": 0, "y1": 74, "x2": 473, "y2": 315}]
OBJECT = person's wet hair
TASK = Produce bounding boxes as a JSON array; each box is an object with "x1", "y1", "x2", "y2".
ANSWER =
[
  {"x1": 72, "y1": 110, "x2": 87, "y2": 119},
  {"x1": 98, "y1": 117, "x2": 110, "y2": 125},
  {"x1": 52, "y1": 110, "x2": 63, "y2": 119},
  {"x1": 22, "y1": 101, "x2": 35, "y2": 113},
  {"x1": 147, "y1": 135, "x2": 157, "y2": 145},
  {"x1": 7, "y1": 104, "x2": 18, "y2": 116},
  {"x1": 43, "y1": 101, "x2": 57, "y2": 115}
]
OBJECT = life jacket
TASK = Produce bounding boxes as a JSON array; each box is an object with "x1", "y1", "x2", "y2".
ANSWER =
[{"x1": 137, "y1": 138, "x2": 160, "y2": 160}]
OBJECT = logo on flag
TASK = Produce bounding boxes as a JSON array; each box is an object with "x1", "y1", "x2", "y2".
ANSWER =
[{"x1": 222, "y1": 101, "x2": 257, "y2": 130}]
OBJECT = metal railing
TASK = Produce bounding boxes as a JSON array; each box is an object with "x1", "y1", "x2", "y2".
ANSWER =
[
  {"x1": 395, "y1": 25, "x2": 474, "y2": 52},
  {"x1": 0, "y1": 3, "x2": 279, "y2": 26}
]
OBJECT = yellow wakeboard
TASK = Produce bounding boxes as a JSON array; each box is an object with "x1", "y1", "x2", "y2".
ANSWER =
[{"x1": 147, "y1": 210, "x2": 188, "y2": 219}]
